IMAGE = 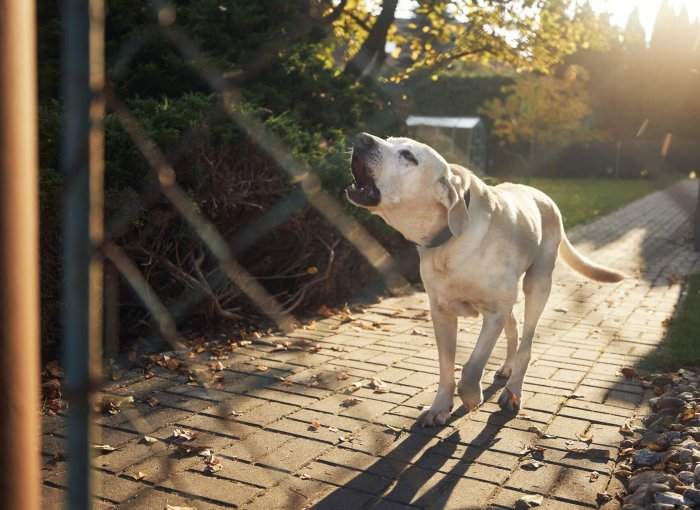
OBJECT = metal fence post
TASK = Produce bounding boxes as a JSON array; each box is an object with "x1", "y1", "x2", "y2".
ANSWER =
[
  {"x1": 61, "y1": 0, "x2": 105, "y2": 508},
  {"x1": 0, "y1": 0, "x2": 41, "y2": 508}
]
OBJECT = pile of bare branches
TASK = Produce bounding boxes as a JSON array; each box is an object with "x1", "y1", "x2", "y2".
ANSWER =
[{"x1": 114, "y1": 139, "x2": 381, "y2": 343}]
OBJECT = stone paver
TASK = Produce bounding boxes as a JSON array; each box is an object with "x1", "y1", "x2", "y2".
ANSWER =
[{"x1": 41, "y1": 180, "x2": 700, "y2": 508}]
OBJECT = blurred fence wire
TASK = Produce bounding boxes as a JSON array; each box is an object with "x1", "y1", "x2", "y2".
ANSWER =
[{"x1": 55, "y1": 1, "x2": 413, "y2": 508}]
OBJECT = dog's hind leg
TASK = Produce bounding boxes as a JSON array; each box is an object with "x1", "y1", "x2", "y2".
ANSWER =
[
  {"x1": 418, "y1": 302, "x2": 457, "y2": 427},
  {"x1": 458, "y1": 310, "x2": 509, "y2": 411},
  {"x1": 495, "y1": 311, "x2": 518, "y2": 378},
  {"x1": 498, "y1": 260, "x2": 554, "y2": 411}
]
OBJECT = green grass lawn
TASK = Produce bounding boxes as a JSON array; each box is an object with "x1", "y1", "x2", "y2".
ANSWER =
[
  {"x1": 496, "y1": 176, "x2": 682, "y2": 229},
  {"x1": 647, "y1": 273, "x2": 700, "y2": 370}
]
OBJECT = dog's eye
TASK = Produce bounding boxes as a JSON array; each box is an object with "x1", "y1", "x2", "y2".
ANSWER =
[{"x1": 400, "y1": 150, "x2": 418, "y2": 165}]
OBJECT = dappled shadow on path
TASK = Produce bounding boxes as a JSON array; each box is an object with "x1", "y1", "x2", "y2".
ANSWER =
[{"x1": 311, "y1": 380, "x2": 513, "y2": 510}]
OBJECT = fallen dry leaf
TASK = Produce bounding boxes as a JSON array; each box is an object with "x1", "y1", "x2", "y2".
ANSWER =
[
  {"x1": 515, "y1": 494, "x2": 543, "y2": 508},
  {"x1": 411, "y1": 329, "x2": 429, "y2": 337},
  {"x1": 589, "y1": 470, "x2": 599, "y2": 482},
  {"x1": 173, "y1": 428, "x2": 198, "y2": 441},
  {"x1": 173, "y1": 444, "x2": 210, "y2": 455},
  {"x1": 256, "y1": 365, "x2": 269, "y2": 372},
  {"x1": 346, "y1": 382, "x2": 363, "y2": 393},
  {"x1": 42, "y1": 379, "x2": 62, "y2": 400},
  {"x1": 328, "y1": 427, "x2": 339, "y2": 433},
  {"x1": 317, "y1": 304, "x2": 334, "y2": 317},
  {"x1": 204, "y1": 453, "x2": 222, "y2": 474},
  {"x1": 619, "y1": 422, "x2": 633, "y2": 435},
  {"x1": 619, "y1": 367, "x2": 637, "y2": 379},
  {"x1": 567, "y1": 393, "x2": 585, "y2": 399},
  {"x1": 145, "y1": 396, "x2": 159, "y2": 408},
  {"x1": 521, "y1": 459, "x2": 545, "y2": 470},
  {"x1": 45, "y1": 360, "x2": 63, "y2": 378},
  {"x1": 131, "y1": 471, "x2": 146, "y2": 481},
  {"x1": 91, "y1": 444, "x2": 117, "y2": 453},
  {"x1": 165, "y1": 358, "x2": 180, "y2": 371},
  {"x1": 95, "y1": 396, "x2": 121, "y2": 415},
  {"x1": 618, "y1": 447, "x2": 636, "y2": 457},
  {"x1": 576, "y1": 432, "x2": 593, "y2": 443},
  {"x1": 165, "y1": 505, "x2": 197, "y2": 510},
  {"x1": 370, "y1": 378, "x2": 389, "y2": 393},
  {"x1": 308, "y1": 420, "x2": 320, "y2": 432},
  {"x1": 43, "y1": 398, "x2": 62, "y2": 415},
  {"x1": 341, "y1": 398, "x2": 363, "y2": 407},
  {"x1": 527, "y1": 425, "x2": 543, "y2": 435},
  {"x1": 305, "y1": 376, "x2": 320, "y2": 387},
  {"x1": 141, "y1": 436, "x2": 158, "y2": 444},
  {"x1": 519, "y1": 445, "x2": 546, "y2": 460},
  {"x1": 298, "y1": 473, "x2": 311, "y2": 480},
  {"x1": 335, "y1": 371, "x2": 349, "y2": 381}
]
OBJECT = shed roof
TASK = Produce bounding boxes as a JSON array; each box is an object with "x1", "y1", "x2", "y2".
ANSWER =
[{"x1": 406, "y1": 115, "x2": 481, "y2": 129}]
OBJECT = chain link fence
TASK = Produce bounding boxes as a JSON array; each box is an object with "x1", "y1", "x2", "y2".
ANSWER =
[{"x1": 51, "y1": 1, "x2": 420, "y2": 508}]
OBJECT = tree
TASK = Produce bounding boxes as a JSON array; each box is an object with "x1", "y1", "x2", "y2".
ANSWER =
[
  {"x1": 344, "y1": 0, "x2": 399, "y2": 81},
  {"x1": 478, "y1": 65, "x2": 592, "y2": 178},
  {"x1": 327, "y1": 0, "x2": 612, "y2": 83},
  {"x1": 623, "y1": 7, "x2": 646, "y2": 56}
]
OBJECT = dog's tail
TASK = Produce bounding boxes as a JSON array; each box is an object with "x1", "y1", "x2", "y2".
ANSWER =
[{"x1": 558, "y1": 231, "x2": 626, "y2": 283}]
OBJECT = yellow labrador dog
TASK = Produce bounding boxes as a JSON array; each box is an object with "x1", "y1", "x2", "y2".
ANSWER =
[{"x1": 347, "y1": 133, "x2": 625, "y2": 427}]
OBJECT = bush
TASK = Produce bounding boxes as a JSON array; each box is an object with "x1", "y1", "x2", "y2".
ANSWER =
[
  {"x1": 37, "y1": 0, "x2": 415, "y2": 357},
  {"x1": 39, "y1": 87, "x2": 409, "y2": 354}
]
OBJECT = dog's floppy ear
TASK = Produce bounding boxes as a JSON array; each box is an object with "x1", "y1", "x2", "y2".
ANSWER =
[{"x1": 436, "y1": 168, "x2": 470, "y2": 236}]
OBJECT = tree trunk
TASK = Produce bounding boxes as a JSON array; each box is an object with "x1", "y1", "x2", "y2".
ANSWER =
[{"x1": 344, "y1": 0, "x2": 398, "y2": 81}]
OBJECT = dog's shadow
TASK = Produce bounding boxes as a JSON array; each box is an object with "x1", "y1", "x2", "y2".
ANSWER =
[{"x1": 313, "y1": 379, "x2": 515, "y2": 509}]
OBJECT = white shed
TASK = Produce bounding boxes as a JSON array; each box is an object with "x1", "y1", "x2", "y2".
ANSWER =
[{"x1": 406, "y1": 115, "x2": 487, "y2": 175}]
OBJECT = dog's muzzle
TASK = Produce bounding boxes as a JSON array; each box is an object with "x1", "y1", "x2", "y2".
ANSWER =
[{"x1": 347, "y1": 133, "x2": 381, "y2": 207}]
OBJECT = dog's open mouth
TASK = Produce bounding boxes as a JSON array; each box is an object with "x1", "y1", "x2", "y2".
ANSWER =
[{"x1": 346, "y1": 154, "x2": 380, "y2": 207}]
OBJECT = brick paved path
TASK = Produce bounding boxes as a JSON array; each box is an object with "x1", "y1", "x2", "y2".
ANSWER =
[{"x1": 42, "y1": 180, "x2": 700, "y2": 509}]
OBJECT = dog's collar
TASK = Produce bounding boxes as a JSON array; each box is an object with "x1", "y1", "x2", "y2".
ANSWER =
[{"x1": 418, "y1": 188, "x2": 471, "y2": 249}]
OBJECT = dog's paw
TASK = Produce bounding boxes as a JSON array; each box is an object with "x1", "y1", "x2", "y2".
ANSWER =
[
  {"x1": 457, "y1": 383, "x2": 483, "y2": 412},
  {"x1": 417, "y1": 407, "x2": 451, "y2": 427},
  {"x1": 495, "y1": 362, "x2": 513, "y2": 379},
  {"x1": 497, "y1": 387, "x2": 521, "y2": 411}
]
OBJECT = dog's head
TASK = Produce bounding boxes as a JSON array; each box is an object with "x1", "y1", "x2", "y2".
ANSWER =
[{"x1": 346, "y1": 132, "x2": 470, "y2": 237}]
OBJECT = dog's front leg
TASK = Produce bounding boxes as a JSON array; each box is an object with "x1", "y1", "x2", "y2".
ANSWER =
[
  {"x1": 418, "y1": 302, "x2": 457, "y2": 427},
  {"x1": 458, "y1": 310, "x2": 508, "y2": 411}
]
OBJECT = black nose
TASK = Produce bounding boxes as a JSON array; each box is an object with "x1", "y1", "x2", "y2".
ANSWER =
[{"x1": 355, "y1": 132, "x2": 375, "y2": 149}]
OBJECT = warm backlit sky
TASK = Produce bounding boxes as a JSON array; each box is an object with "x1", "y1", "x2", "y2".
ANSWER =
[
  {"x1": 588, "y1": 0, "x2": 699, "y2": 37},
  {"x1": 396, "y1": 1, "x2": 700, "y2": 39}
]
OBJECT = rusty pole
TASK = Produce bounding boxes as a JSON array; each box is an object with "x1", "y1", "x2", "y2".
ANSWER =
[
  {"x1": 0, "y1": 0, "x2": 41, "y2": 509},
  {"x1": 61, "y1": 0, "x2": 105, "y2": 508}
]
